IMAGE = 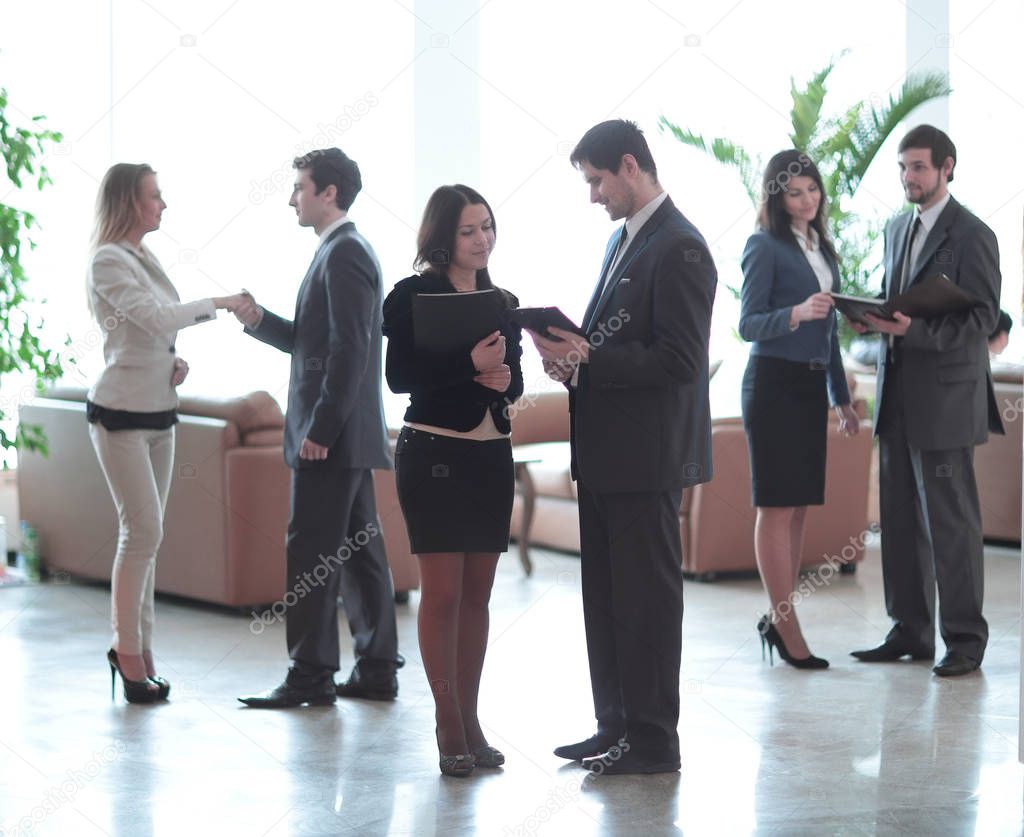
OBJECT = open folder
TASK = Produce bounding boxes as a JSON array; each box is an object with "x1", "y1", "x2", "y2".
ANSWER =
[
  {"x1": 411, "y1": 289, "x2": 507, "y2": 353},
  {"x1": 831, "y1": 274, "x2": 979, "y2": 328}
]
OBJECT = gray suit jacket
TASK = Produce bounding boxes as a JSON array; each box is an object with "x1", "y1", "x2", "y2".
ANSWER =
[
  {"x1": 246, "y1": 222, "x2": 392, "y2": 471},
  {"x1": 875, "y1": 196, "x2": 1004, "y2": 449},
  {"x1": 571, "y1": 196, "x2": 717, "y2": 492}
]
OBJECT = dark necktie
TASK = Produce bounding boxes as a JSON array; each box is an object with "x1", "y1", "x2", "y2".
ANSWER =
[{"x1": 897, "y1": 217, "x2": 922, "y2": 295}]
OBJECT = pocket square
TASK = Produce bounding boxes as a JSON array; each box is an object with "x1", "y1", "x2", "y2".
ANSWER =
[{"x1": 619, "y1": 277, "x2": 631, "y2": 284}]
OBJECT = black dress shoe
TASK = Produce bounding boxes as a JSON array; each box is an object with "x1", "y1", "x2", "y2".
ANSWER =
[
  {"x1": 932, "y1": 652, "x2": 980, "y2": 677},
  {"x1": 335, "y1": 667, "x2": 398, "y2": 701},
  {"x1": 238, "y1": 679, "x2": 336, "y2": 708},
  {"x1": 850, "y1": 638, "x2": 934, "y2": 662},
  {"x1": 553, "y1": 734, "x2": 621, "y2": 761},
  {"x1": 581, "y1": 748, "x2": 680, "y2": 776}
]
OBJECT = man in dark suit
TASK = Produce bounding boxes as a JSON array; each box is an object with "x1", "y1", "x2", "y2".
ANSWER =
[
  {"x1": 529, "y1": 120, "x2": 717, "y2": 774},
  {"x1": 851, "y1": 125, "x2": 1003, "y2": 677},
  {"x1": 235, "y1": 148, "x2": 401, "y2": 707}
]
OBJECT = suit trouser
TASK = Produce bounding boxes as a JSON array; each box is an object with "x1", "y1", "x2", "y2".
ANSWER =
[
  {"x1": 89, "y1": 424, "x2": 174, "y2": 656},
  {"x1": 878, "y1": 363, "x2": 988, "y2": 661},
  {"x1": 577, "y1": 481, "x2": 684, "y2": 758},
  {"x1": 286, "y1": 466, "x2": 399, "y2": 682}
]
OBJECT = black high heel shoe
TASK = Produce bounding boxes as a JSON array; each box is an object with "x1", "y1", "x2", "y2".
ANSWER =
[
  {"x1": 149, "y1": 676, "x2": 171, "y2": 700},
  {"x1": 757, "y1": 620, "x2": 829, "y2": 669},
  {"x1": 107, "y1": 649, "x2": 161, "y2": 704}
]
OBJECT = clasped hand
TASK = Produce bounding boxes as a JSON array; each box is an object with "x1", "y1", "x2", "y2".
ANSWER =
[
  {"x1": 472, "y1": 331, "x2": 511, "y2": 392},
  {"x1": 527, "y1": 328, "x2": 590, "y2": 383},
  {"x1": 212, "y1": 290, "x2": 262, "y2": 328}
]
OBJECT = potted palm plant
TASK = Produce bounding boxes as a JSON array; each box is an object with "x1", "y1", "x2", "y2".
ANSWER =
[{"x1": 658, "y1": 53, "x2": 950, "y2": 346}]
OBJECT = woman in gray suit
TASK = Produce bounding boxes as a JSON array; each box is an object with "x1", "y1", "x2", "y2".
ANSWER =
[
  {"x1": 87, "y1": 163, "x2": 243, "y2": 702},
  {"x1": 739, "y1": 150, "x2": 859, "y2": 669}
]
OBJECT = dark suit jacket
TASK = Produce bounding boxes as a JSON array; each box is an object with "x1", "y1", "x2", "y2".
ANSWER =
[
  {"x1": 382, "y1": 272, "x2": 524, "y2": 433},
  {"x1": 738, "y1": 230, "x2": 850, "y2": 406},
  {"x1": 571, "y1": 196, "x2": 718, "y2": 493},
  {"x1": 246, "y1": 222, "x2": 392, "y2": 471},
  {"x1": 875, "y1": 196, "x2": 1004, "y2": 449}
]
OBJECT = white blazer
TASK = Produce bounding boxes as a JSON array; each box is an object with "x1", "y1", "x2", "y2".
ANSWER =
[{"x1": 86, "y1": 241, "x2": 216, "y2": 412}]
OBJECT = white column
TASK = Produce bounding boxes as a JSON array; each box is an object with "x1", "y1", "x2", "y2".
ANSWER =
[
  {"x1": 414, "y1": 0, "x2": 480, "y2": 210},
  {"x1": 905, "y1": 0, "x2": 950, "y2": 130}
]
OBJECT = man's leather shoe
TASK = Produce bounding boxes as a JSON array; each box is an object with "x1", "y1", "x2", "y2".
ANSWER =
[
  {"x1": 335, "y1": 667, "x2": 398, "y2": 701},
  {"x1": 581, "y1": 748, "x2": 680, "y2": 776},
  {"x1": 238, "y1": 679, "x2": 336, "y2": 708},
  {"x1": 553, "y1": 734, "x2": 620, "y2": 761},
  {"x1": 850, "y1": 638, "x2": 934, "y2": 662},
  {"x1": 932, "y1": 652, "x2": 980, "y2": 677}
]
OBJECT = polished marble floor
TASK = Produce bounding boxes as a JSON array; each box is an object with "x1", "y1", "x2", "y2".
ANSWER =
[{"x1": 0, "y1": 541, "x2": 1021, "y2": 836}]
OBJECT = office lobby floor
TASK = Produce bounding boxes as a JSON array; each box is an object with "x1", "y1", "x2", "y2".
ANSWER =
[{"x1": 0, "y1": 541, "x2": 1021, "y2": 836}]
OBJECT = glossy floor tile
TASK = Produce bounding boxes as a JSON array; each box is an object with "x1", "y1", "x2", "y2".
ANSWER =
[{"x1": 0, "y1": 542, "x2": 1021, "y2": 836}]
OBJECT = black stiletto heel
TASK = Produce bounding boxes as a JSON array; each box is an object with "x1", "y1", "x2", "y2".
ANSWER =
[
  {"x1": 756, "y1": 620, "x2": 828, "y2": 670},
  {"x1": 107, "y1": 649, "x2": 161, "y2": 704}
]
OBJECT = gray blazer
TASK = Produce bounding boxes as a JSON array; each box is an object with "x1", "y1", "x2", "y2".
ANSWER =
[
  {"x1": 571, "y1": 196, "x2": 717, "y2": 492},
  {"x1": 246, "y1": 223, "x2": 391, "y2": 471},
  {"x1": 739, "y1": 230, "x2": 850, "y2": 406},
  {"x1": 875, "y1": 197, "x2": 1004, "y2": 449}
]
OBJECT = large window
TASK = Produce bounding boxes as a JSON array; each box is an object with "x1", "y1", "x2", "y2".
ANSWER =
[{"x1": 3, "y1": 1, "x2": 1021, "y2": 466}]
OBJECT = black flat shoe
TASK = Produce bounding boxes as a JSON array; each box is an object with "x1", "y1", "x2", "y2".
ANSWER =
[
  {"x1": 107, "y1": 649, "x2": 161, "y2": 705},
  {"x1": 758, "y1": 622, "x2": 829, "y2": 669},
  {"x1": 581, "y1": 748, "x2": 680, "y2": 776},
  {"x1": 439, "y1": 753, "x2": 475, "y2": 777},
  {"x1": 553, "y1": 734, "x2": 621, "y2": 761},
  {"x1": 238, "y1": 680, "x2": 336, "y2": 708},
  {"x1": 335, "y1": 667, "x2": 398, "y2": 701},
  {"x1": 850, "y1": 638, "x2": 935, "y2": 662},
  {"x1": 932, "y1": 652, "x2": 980, "y2": 677},
  {"x1": 472, "y1": 745, "x2": 505, "y2": 768}
]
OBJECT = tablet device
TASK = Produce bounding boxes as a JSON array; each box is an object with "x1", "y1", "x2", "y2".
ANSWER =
[{"x1": 507, "y1": 307, "x2": 584, "y2": 339}]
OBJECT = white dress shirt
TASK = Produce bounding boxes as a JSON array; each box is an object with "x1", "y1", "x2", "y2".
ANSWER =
[{"x1": 791, "y1": 225, "x2": 834, "y2": 292}]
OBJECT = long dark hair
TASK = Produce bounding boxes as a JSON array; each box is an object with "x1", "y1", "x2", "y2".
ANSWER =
[
  {"x1": 757, "y1": 150, "x2": 836, "y2": 262},
  {"x1": 414, "y1": 184, "x2": 496, "y2": 289}
]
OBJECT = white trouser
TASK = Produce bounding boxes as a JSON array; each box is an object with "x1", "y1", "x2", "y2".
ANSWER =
[{"x1": 88, "y1": 424, "x2": 174, "y2": 655}]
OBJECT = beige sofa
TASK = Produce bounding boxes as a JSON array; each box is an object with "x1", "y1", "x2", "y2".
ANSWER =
[
  {"x1": 975, "y1": 364, "x2": 1023, "y2": 542},
  {"x1": 17, "y1": 388, "x2": 418, "y2": 607},
  {"x1": 508, "y1": 376, "x2": 875, "y2": 579}
]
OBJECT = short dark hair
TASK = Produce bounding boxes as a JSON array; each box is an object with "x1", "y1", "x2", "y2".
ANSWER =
[
  {"x1": 898, "y1": 124, "x2": 956, "y2": 183},
  {"x1": 757, "y1": 149, "x2": 837, "y2": 262},
  {"x1": 415, "y1": 184, "x2": 496, "y2": 289},
  {"x1": 569, "y1": 119, "x2": 658, "y2": 179},
  {"x1": 293, "y1": 147, "x2": 362, "y2": 209}
]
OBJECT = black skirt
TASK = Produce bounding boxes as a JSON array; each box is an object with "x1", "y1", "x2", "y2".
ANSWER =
[
  {"x1": 741, "y1": 354, "x2": 828, "y2": 507},
  {"x1": 394, "y1": 427, "x2": 514, "y2": 554}
]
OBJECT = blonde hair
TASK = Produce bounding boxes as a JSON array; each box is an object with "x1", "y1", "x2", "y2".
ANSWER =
[{"x1": 92, "y1": 163, "x2": 155, "y2": 246}]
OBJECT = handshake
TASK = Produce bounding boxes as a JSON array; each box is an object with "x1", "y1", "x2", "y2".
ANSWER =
[{"x1": 212, "y1": 290, "x2": 263, "y2": 329}]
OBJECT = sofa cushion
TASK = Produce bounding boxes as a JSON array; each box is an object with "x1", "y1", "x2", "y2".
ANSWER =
[
  {"x1": 177, "y1": 391, "x2": 284, "y2": 432},
  {"x1": 243, "y1": 427, "x2": 285, "y2": 447}
]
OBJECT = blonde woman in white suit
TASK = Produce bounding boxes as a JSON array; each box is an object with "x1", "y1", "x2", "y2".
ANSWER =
[{"x1": 87, "y1": 163, "x2": 245, "y2": 703}]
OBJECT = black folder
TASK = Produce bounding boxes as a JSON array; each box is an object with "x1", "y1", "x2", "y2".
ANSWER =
[
  {"x1": 831, "y1": 274, "x2": 978, "y2": 328},
  {"x1": 506, "y1": 307, "x2": 584, "y2": 339},
  {"x1": 411, "y1": 289, "x2": 506, "y2": 353}
]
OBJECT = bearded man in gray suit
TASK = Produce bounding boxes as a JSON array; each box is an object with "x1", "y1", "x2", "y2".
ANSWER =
[
  {"x1": 236, "y1": 148, "x2": 401, "y2": 707},
  {"x1": 851, "y1": 125, "x2": 1003, "y2": 678}
]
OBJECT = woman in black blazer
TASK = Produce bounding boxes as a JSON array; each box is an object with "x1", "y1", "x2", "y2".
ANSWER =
[
  {"x1": 739, "y1": 150, "x2": 859, "y2": 669},
  {"x1": 383, "y1": 185, "x2": 523, "y2": 776}
]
